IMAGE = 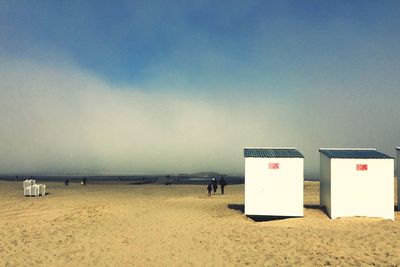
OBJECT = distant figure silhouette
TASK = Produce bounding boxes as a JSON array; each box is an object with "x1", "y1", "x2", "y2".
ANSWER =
[
  {"x1": 165, "y1": 175, "x2": 172, "y2": 185},
  {"x1": 65, "y1": 178, "x2": 69, "y2": 186},
  {"x1": 207, "y1": 183, "x2": 212, "y2": 196},
  {"x1": 81, "y1": 177, "x2": 87, "y2": 186},
  {"x1": 219, "y1": 176, "x2": 227, "y2": 195},
  {"x1": 211, "y1": 178, "x2": 218, "y2": 194}
]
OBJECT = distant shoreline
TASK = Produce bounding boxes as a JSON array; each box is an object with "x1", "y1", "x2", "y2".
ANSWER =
[{"x1": 0, "y1": 175, "x2": 320, "y2": 183}]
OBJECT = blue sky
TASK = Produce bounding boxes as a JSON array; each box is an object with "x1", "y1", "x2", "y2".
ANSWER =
[
  {"x1": 2, "y1": 1, "x2": 399, "y2": 88},
  {"x1": 0, "y1": 1, "x2": 399, "y2": 175}
]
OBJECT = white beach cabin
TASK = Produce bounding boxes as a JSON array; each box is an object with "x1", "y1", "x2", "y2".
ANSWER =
[
  {"x1": 244, "y1": 147, "x2": 304, "y2": 217},
  {"x1": 319, "y1": 148, "x2": 394, "y2": 220},
  {"x1": 397, "y1": 147, "x2": 400, "y2": 210}
]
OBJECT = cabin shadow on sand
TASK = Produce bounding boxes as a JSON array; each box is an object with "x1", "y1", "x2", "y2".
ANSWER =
[
  {"x1": 228, "y1": 204, "x2": 244, "y2": 213},
  {"x1": 228, "y1": 204, "x2": 330, "y2": 221},
  {"x1": 227, "y1": 204, "x2": 296, "y2": 222}
]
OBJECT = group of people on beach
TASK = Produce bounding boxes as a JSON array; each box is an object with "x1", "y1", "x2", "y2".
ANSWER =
[
  {"x1": 207, "y1": 177, "x2": 227, "y2": 196},
  {"x1": 64, "y1": 177, "x2": 87, "y2": 186}
]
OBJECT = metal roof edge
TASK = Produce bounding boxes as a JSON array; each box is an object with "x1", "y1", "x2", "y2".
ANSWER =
[
  {"x1": 244, "y1": 147, "x2": 298, "y2": 149},
  {"x1": 319, "y1": 148, "x2": 376, "y2": 151},
  {"x1": 329, "y1": 156, "x2": 395, "y2": 160},
  {"x1": 243, "y1": 147, "x2": 304, "y2": 158},
  {"x1": 319, "y1": 149, "x2": 393, "y2": 159}
]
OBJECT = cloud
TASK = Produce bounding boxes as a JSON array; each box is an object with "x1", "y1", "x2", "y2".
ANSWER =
[
  {"x1": 0, "y1": 57, "x2": 298, "y2": 175},
  {"x1": 1, "y1": 55, "x2": 399, "y2": 176}
]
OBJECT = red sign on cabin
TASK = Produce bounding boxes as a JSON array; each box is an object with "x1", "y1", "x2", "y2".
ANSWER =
[
  {"x1": 269, "y1": 163, "x2": 279, "y2": 169},
  {"x1": 356, "y1": 164, "x2": 368, "y2": 171}
]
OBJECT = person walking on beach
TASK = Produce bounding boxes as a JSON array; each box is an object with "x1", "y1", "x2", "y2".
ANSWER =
[
  {"x1": 81, "y1": 177, "x2": 87, "y2": 186},
  {"x1": 211, "y1": 178, "x2": 218, "y2": 194},
  {"x1": 219, "y1": 176, "x2": 227, "y2": 195},
  {"x1": 65, "y1": 178, "x2": 69, "y2": 186},
  {"x1": 207, "y1": 182, "x2": 212, "y2": 196}
]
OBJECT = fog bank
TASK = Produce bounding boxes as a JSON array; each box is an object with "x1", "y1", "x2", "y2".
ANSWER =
[{"x1": 0, "y1": 58, "x2": 399, "y2": 176}]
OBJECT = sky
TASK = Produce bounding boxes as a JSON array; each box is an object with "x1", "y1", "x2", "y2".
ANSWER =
[{"x1": 0, "y1": 1, "x2": 399, "y2": 176}]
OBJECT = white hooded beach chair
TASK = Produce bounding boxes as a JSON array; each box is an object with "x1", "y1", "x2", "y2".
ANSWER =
[
  {"x1": 38, "y1": 184, "x2": 46, "y2": 196},
  {"x1": 24, "y1": 185, "x2": 40, "y2": 197},
  {"x1": 23, "y1": 186, "x2": 32, "y2": 196},
  {"x1": 23, "y1": 179, "x2": 36, "y2": 189}
]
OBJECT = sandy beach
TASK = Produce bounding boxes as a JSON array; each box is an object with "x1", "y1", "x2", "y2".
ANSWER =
[{"x1": 0, "y1": 180, "x2": 399, "y2": 266}]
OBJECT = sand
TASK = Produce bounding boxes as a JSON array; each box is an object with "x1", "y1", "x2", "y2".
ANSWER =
[{"x1": 0, "y1": 180, "x2": 399, "y2": 266}]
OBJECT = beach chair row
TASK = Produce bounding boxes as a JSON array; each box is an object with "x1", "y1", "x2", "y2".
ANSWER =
[{"x1": 23, "y1": 179, "x2": 46, "y2": 197}]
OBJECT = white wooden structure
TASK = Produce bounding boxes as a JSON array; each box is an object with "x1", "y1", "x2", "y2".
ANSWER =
[
  {"x1": 23, "y1": 179, "x2": 46, "y2": 197},
  {"x1": 244, "y1": 147, "x2": 304, "y2": 217},
  {"x1": 397, "y1": 147, "x2": 400, "y2": 211},
  {"x1": 23, "y1": 179, "x2": 36, "y2": 189},
  {"x1": 319, "y1": 148, "x2": 394, "y2": 220}
]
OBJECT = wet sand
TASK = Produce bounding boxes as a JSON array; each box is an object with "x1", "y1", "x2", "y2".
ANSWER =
[{"x1": 0, "y1": 180, "x2": 399, "y2": 266}]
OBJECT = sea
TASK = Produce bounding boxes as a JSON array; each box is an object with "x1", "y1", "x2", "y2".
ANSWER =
[{"x1": 0, "y1": 175, "x2": 245, "y2": 185}]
